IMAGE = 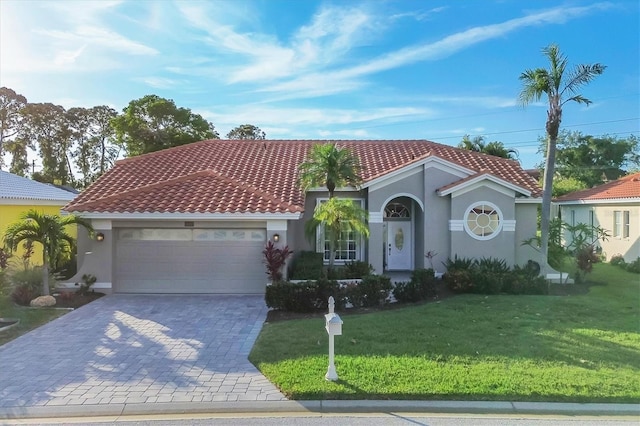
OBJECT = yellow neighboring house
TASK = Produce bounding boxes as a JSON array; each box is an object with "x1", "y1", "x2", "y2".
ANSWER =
[{"x1": 0, "y1": 170, "x2": 78, "y2": 269}]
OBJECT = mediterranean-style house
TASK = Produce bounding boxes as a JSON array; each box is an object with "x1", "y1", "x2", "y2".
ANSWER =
[
  {"x1": 554, "y1": 172, "x2": 640, "y2": 262},
  {"x1": 63, "y1": 139, "x2": 543, "y2": 294},
  {"x1": 0, "y1": 170, "x2": 78, "y2": 268}
]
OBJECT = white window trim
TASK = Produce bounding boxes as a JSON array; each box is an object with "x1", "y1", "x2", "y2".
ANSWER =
[
  {"x1": 315, "y1": 197, "x2": 366, "y2": 265},
  {"x1": 463, "y1": 201, "x2": 504, "y2": 241}
]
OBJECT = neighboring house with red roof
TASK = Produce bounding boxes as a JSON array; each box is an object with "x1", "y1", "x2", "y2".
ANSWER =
[
  {"x1": 0, "y1": 170, "x2": 78, "y2": 268},
  {"x1": 63, "y1": 139, "x2": 543, "y2": 294},
  {"x1": 554, "y1": 172, "x2": 640, "y2": 262}
]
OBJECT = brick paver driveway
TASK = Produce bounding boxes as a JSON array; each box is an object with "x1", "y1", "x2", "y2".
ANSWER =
[{"x1": 0, "y1": 295, "x2": 285, "y2": 409}]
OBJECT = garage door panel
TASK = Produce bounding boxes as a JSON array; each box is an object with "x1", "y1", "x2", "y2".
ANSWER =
[{"x1": 115, "y1": 228, "x2": 267, "y2": 294}]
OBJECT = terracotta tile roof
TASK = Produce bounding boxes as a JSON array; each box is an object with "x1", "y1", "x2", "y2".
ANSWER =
[
  {"x1": 554, "y1": 172, "x2": 640, "y2": 202},
  {"x1": 65, "y1": 140, "x2": 542, "y2": 214}
]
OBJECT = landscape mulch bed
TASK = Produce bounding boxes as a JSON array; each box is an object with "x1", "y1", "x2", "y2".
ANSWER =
[{"x1": 53, "y1": 292, "x2": 105, "y2": 309}]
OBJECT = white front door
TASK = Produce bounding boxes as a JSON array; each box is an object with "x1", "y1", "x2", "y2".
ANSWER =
[{"x1": 387, "y1": 220, "x2": 412, "y2": 270}]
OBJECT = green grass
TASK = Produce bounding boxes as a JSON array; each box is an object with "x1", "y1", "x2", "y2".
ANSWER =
[
  {"x1": 0, "y1": 294, "x2": 68, "y2": 346},
  {"x1": 249, "y1": 263, "x2": 640, "y2": 402}
]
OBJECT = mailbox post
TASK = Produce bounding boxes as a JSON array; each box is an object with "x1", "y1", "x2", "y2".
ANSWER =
[{"x1": 324, "y1": 296, "x2": 343, "y2": 381}]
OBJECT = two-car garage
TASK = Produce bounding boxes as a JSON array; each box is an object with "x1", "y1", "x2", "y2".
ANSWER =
[{"x1": 114, "y1": 228, "x2": 267, "y2": 294}]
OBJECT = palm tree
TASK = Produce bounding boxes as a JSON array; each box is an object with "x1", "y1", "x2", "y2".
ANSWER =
[
  {"x1": 298, "y1": 143, "x2": 368, "y2": 270},
  {"x1": 519, "y1": 44, "x2": 605, "y2": 270},
  {"x1": 3, "y1": 209, "x2": 93, "y2": 295},
  {"x1": 298, "y1": 142, "x2": 362, "y2": 198},
  {"x1": 458, "y1": 135, "x2": 518, "y2": 160}
]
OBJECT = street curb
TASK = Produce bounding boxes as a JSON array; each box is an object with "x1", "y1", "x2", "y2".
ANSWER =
[{"x1": 0, "y1": 400, "x2": 638, "y2": 420}]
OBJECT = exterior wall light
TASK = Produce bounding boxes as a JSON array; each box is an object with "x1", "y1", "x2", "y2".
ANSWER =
[
  {"x1": 272, "y1": 233, "x2": 280, "y2": 242},
  {"x1": 96, "y1": 232, "x2": 105, "y2": 242}
]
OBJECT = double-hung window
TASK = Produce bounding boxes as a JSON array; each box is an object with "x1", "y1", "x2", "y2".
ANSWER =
[
  {"x1": 623, "y1": 211, "x2": 630, "y2": 239},
  {"x1": 613, "y1": 211, "x2": 622, "y2": 238},
  {"x1": 315, "y1": 198, "x2": 365, "y2": 263}
]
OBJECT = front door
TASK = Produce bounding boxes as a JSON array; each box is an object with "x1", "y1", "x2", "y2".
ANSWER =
[{"x1": 387, "y1": 221, "x2": 412, "y2": 270}]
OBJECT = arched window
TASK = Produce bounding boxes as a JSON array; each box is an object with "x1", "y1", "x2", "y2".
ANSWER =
[{"x1": 384, "y1": 203, "x2": 410, "y2": 218}]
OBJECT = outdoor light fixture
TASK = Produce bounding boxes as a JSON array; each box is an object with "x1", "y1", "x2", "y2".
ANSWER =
[
  {"x1": 96, "y1": 232, "x2": 105, "y2": 242},
  {"x1": 272, "y1": 233, "x2": 280, "y2": 242}
]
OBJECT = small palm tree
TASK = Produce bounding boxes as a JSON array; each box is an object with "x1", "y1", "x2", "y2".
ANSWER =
[
  {"x1": 298, "y1": 142, "x2": 362, "y2": 198},
  {"x1": 519, "y1": 44, "x2": 605, "y2": 270},
  {"x1": 298, "y1": 143, "x2": 368, "y2": 271},
  {"x1": 3, "y1": 209, "x2": 93, "y2": 296},
  {"x1": 305, "y1": 198, "x2": 370, "y2": 271}
]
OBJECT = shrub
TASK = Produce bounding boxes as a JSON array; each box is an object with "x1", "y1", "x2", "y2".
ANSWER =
[
  {"x1": 394, "y1": 268, "x2": 438, "y2": 303},
  {"x1": 11, "y1": 284, "x2": 41, "y2": 306},
  {"x1": 263, "y1": 241, "x2": 293, "y2": 282},
  {"x1": 265, "y1": 281, "x2": 317, "y2": 312},
  {"x1": 503, "y1": 265, "x2": 548, "y2": 295},
  {"x1": 76, "y1": 274, "x2": 97, "y2": 296},
  {"x1": 444, "y1": 255, "x2": 474, "y2": 272},
  {"x1": 626, "y1": 258, "x2": 640, "y2": 274},
  {"x1": 610, "y1": 254, "x2": 626, "y2": 267},
  {"x1": 444, "y1": 269, "x2": 474, "y2": 293},
  {"x1": 343, "y1": 261, "x2": 374, "y2": 279},
  {"x1": 9, "y1": 268, "x2": 46, "y2": 305},
  {"x1": 265, "y1": 278, "x2": 343, "y2": 313},
  {"x1": 344, "y1": 275, "x2": 392, "y2": 308},
  {"x1": 289, "y1": 251, "x2": 324, "y2": 280},
  {"x1": 470, "y1": 271, "x2": 503, "y2": 294}
]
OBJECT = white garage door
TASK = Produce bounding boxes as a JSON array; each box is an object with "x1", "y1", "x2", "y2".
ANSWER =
[{"x1": 115, "y1": 228, "x2": 267, "y2": 294}]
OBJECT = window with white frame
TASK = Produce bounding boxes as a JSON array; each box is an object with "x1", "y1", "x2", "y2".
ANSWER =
[
  {"x1": 588, "y1": 210, "x2": 595, "y2": 241},
  {"x1": 464, "y1": 202, "x2": 502, "y2": 240},
  {"x1": 316, "y1": 198, "x2": 365, "y2": 263},
  {"x1": 613, "y1": 211, "x2": 622, "y2": 237},
  {"x1": 623, "y1": 211, "x2": 630, "y2": 238}
]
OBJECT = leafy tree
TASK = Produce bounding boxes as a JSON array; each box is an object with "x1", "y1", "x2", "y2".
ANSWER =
[
  {"x1": 548, "y1": 131, "x2": 639, "y2": 188},
  {"x1": 298, "y1": 143, "x2": 368, "y2": 270},
  {"x1": 19, "y1": 103, "x2": 74, "y2": 185},
  {"x1": 458, "y1": 135, "x2": 518, "y2": 160},
  {"x1": 551, "y1": 176, "x2": 588, "y2": 198},
  {"x1": 3, "y1": 210, "x2": 93, "y2": 296},
  {"x1": 112, "y1": 95, "x2": 219, "y2": 157},
  {"x1": 0, "y1": 87, "x2": 27, "y2": 170},
  {"x1": 68, "y1": 106, "x2": 119, "y2": 188},
  {"x1": 4, "y1": 137, "x2": 31, "y2": 176},
  {"x1": 226, "y1": 124, "x2": 266, "y2": 140},
  {"x1": 519, "y1": 43, "x2": 605, "y2": 271}
]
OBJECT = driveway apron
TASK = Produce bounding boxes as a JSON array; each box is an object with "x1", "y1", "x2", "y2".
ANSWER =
[{"x1": 0, "y1": 294, "x2": 286, "y2": 408}]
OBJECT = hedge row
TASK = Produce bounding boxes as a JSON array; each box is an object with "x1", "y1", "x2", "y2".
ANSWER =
[
  {"x1": 443, "y1": 257, "x2": 547, "y2": 295},
  {"x1": 266, "y1": 275, "x2": 392, "y2": 313}
]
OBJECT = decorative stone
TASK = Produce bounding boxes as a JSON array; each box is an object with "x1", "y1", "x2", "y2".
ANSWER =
[{"x1": 30, "y1": 295, "x2": 56, "y2": 307}]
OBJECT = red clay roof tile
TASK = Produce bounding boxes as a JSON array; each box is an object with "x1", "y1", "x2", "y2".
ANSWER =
[
  {"x1": 554, "y1": 172, "x2": 640, "y2": 202},
  {"x1": 65, "y1": 139, "x2": 542, "y2": 214}
]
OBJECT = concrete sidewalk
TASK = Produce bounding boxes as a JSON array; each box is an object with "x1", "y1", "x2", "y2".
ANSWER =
[{"x1": 0, "y1": 399, "x2": 638, "y2": 420}]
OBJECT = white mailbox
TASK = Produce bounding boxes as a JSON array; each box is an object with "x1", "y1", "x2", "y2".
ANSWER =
[
  {"x1": 325, "y1": 312, "x2": 343, "y2": 336},
  {"x1": 324, "y1": 296, "x2": 342, "y2": 381}
]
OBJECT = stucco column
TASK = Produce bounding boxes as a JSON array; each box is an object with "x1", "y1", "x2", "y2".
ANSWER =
[
  {"x1": 267, "y1": 220, "x2": 289, "y2": 279},
  {"x1": 368, "y1": 212, "x2": 384, "y2": 274}
]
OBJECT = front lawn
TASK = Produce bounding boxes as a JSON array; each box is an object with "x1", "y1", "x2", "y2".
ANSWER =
[
  {"x1": 0, "y1": 294, "x2": 68, "y2": 346},
  {"x1": 249, "y1": 263, "x2": 640, "y2": 402}
]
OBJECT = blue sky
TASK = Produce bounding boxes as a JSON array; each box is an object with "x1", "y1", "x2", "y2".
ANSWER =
[{"x1": 1, "y1": 0, "x2": 638, "y2": 170}]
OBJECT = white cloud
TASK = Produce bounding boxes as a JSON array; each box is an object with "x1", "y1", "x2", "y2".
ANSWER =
[{"x1": 257, "y1": 3, "x2": 612, "y2": 99}]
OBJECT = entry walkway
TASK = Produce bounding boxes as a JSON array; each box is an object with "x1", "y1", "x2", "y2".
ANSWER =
[{"x1": 0, "y1": 294, "x2": 285, "y2": 412}]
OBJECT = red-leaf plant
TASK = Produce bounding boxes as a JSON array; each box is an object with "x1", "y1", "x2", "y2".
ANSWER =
[{"x1": 263, "y1": 241, "x2": 293, "y2": 282}]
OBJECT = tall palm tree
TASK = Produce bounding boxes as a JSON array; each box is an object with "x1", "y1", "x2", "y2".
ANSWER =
[
  {"x1": 3, "y1": 209, "x2": 93, "y2": 295},
  {"x1": 298, "y1": 142, "x2": 362, "y2": 199},
  {"x1": 519, "y1": 44, "x2": 605, "y2": 270},
  {"x1": 298, "y1": 143, "x2": 368, "y2": 270}
]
